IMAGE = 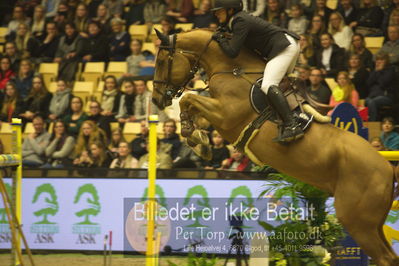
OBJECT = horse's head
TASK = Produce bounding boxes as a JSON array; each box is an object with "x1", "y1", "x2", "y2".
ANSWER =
[{"x1": 152, "y1": 29, "x2": 207, "y2": 110}]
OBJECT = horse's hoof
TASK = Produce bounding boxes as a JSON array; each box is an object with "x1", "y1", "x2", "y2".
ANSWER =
[
  {"x1": 187, "y1": 139, "x2": 197, "y2": 147},
  {"x1": 181, "y1": 127, "x2": 194, "y2": 138}
]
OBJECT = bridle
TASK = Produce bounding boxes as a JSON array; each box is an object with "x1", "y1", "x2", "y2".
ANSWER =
[{"x1": 153, "y1": 34, "x2": 213, "y2": 104}]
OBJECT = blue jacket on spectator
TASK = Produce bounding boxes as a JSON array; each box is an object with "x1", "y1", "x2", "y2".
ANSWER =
[{"x1": 381, "y1": 131, "x2": 399, "y2": 151}]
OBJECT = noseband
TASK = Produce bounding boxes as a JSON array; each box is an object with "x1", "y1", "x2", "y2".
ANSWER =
[{"x1": 153, "y1": 34, "x2": 212, "y2": 103}]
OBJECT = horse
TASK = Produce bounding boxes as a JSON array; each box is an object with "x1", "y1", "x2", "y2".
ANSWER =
[{"x1": 151, "y1": 29, "x2": 399, "y2": 265}]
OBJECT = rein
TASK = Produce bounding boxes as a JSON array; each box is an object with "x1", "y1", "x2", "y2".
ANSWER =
[{"x1": 154, "y1": 33, "x2": 264, "y2": 101}]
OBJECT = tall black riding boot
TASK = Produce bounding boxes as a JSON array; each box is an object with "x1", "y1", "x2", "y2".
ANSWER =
[{"x1": 266, "y1": 85, "x2": 304, "y2": 143}]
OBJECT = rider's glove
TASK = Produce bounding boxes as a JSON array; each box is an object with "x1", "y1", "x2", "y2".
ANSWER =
[{"x1": 212, "y1": 31, "x2": 225, "y2": 42}]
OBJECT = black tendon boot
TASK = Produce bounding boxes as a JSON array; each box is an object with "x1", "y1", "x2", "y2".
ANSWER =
[{"x1": 266, "y1": 85, "x2": 304, "y2": 143}]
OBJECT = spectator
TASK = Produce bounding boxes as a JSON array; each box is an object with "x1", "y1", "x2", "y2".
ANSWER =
[
  {"x1": 100, "y1": 75, "x2": 122, "y2": 119},
  {"x1": 123, "y1": 0, "x2": 145, "y2": 26},
  {"x1": 123, "y1": 39, "x2": 146, "y2": 78},
  {"x1": 365, "y1": 53, "x2": 397, "y2": 121},
  {"x1": 159, "y1": 17, "x2": 181, "y2": 36},
  {"x1": 102, "y1": 0, "x2": 124, "y2": 18},
  {"x1": 74, "y1": 142, "x2": 112, "y2": 168},
  {"x1": 93, "y1": 4, "x2": 112, "y2": 36},
  {"x1": 353, "y1": 0, "x2": 384, "y2": 36},
  {"x1": 53, "y1": 3, "x2": 69, "y2": 33},
  {"x1": 346, "y1": 53, "x2": 370, "y2": 98},
  {"x1": 110, "y1": 141, "x2": 138, "y2": 168},
  {"x1": 348, "y1": 33, "x2": 374, "y2": 70},
  {"x1": 388, "y1": 9, "x2": 399, "y2": 28},
  {"x1": 144, "y1": 0, "x2": 167, "y2": 25},
  {"x1": 221, "y1": 148, "x2": 252, "y2": 171},
  {"x1": 172, "y1": 141, "x2": 202, "y2": 168},
  {"x1": 382, "y1": 0, "x2": 399, "y2": 31},
  {"x1": 88, "y1": 0, "x2": 103, "y2": 18},
  {"x1": 203, "y1": 130, "x2": 230, "y2": 169},
  {"x1": 73, "y1": 120, "x2": 108, "y2": 161},
  {"x1": 296, "y1": 64, "x2": 311, "y2": 87},
  {"x1": 378, "y1": 25, "x2": 399, "y2": 69},
  {"x1": 370, "y1": 136, "x2": 385, "y2": 151},
  {"x1": 138, "y1": 139, "x2": 172, "y2": 169},
  {"x1": 313, "y1": 0, "x2": 334, "y2": 27},
  {"x1": 14, "y1": 59, "x2": 34, "y2": 98},
  {"x1": 0, "y1": 82, "x2": 24, "y2": 122},
  {"x1": 192, "y1": 0, "x2": 216, "y2": 28},
  {"x1": 0, "y1": 57, "x2": 16, "y2": 92},
  {"x1": 54, "y1": 22, "x2": 85, "y2": 82},
  {"x1": 48, "y1": 79, "x2": 72, "y2": 122},
  {"x1": 12, "y1": 23, "x2": 38, "y2": 59},
  {"x1": 82, "y1": 21, "x2": 109, "y2": 62},
  {"x1": 298, "y1": 34, "x2": 314, "y2": 66},
  {"x1": 20, "y1": 74, "x2": 52, "y2": 123},
  {"x1": 31, "y1": 5, "x2": 46, "y2": 38},
  {"x1": 7, "y1": 5, "x2": 31, "y2": 37},
  {"x1": 139, "y1": 44, "x2": 157, "y2": 78},
  {"x1": 3, "y1": 42, "x2": 21, "y2": 72},
  {"x1": 328, "y1": 12, "x2": 353, "y2": 50},
  {"x1": 312, "y1": 33, "x2": 346, "y2": 78},
  {"x1": 32, "y1": 21, "x2": 60, "y2": 64},
  {"x1": 307, "y1": 67, "x2": 331, "y2": 104},
  {"x1": 130, "y1": 120, "x2": 149, "y2": 159},
  {"x1": 161, "y1": 118, "x2": 182, "y2": 160},
  {"x1": 109, "y1": 18, "x2": 130, "y2": 61},
  {"x1": 108, "y1": 128, "x2": 126, "y2": 157},
  {"x1": 62, "y1": 96, "x2": 88, "y2": 137},
  {"x1": 116, "y1": 80, "x2": 136, "y2": 123},
  {"x1": 337, "y1": 0, "x2": 358, "y2": 26},
  {"x1": 380, "y1": 117, "x2": 399, "y2": 150},
  {"x1": 329, "y1": 71, "x2": 359, "y2": 111},
  {"x1": 288, "y1": 4, "x2": 308, "y2": 36},
  {"x1": 42, "y1": 0, "x2": 61, "y2": 18},
  {"x1": 307, "y1": 15, "x2": 327, "y2": 50},
  {"x1": 43, "y1": 120, "x2": 75, "y2": 167},
  {"x1": 134, "y1": 79, "x2": 168, "y2": 122},
  {"x1": 22, "y1": 114, "x2": 51, "y2": 167},
  {"x1": 74, "y1": 3, "x2": 89, "y2": 38},
  {"x1": 166, "y1": 0, "x2": 194, "y2": 23},
  {"x1": 264, "y1": 0, "x2": 288, "y2": 28},
  {"x1": 87, "y1": 100, "x2": 112, "y2": 139},
  {"x1": 242, "y1": 0, "x2": 265, "y2": 17}
]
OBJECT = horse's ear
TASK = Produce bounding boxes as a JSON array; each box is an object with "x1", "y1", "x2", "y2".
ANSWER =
[{"x1": 155, "y1": 28, "x2": 169, "y2": 46}]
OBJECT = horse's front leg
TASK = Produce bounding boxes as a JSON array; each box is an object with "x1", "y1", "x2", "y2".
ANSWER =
[
  {"x1": 179, "y1": 93, "x2": 222, "y2": 160},
  {"x1": 180, "y1": 93, "x2": 224, "y2": 128}
]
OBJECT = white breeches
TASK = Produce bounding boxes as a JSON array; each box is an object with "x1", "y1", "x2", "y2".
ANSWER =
[{"x1": 260, "y1": 34, "x2": 300, "y2": 94}]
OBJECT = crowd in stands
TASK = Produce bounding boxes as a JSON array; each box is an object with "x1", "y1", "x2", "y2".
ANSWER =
[{"x1": 1, "y1": 0, "x2": 399, "y2": 170}]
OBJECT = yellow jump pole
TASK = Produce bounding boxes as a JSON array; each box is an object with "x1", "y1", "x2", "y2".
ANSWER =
[
  {"x1": 11, "y1": 118, "x2": 23, "y2": 265},
  {"x1": 146, "y1": 115, "x2": 159, "y2": 266},
  {"x1": 379, "y1": 151, "x2": 399, "y2": 161}
]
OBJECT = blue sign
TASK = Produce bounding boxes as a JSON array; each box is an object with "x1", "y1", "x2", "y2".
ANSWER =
[{"x1": 330, "y1": 102, "x2": 368, "y2": 140}]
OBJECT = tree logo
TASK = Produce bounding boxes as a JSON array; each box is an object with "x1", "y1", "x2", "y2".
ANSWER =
[
  {"x1": 32, "y1": 183, "x2": 59, "y2": 224},
  {"x1": 0, "y1": 183, "x2": 12, "y2": 224},
  {"x1": 73, "y1": 184, "x2": 101, "y2": 225},
  {"x1": 184, "y1": 185, "x2": 211, "y2": 228}
]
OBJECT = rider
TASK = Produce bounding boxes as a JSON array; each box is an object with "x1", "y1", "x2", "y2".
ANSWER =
[{"x1": 211, "y1": 0, "x2": 303, "y2": 143}]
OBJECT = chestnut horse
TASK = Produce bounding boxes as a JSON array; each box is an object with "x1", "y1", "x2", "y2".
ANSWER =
[{"x1": 151, "y1": 29, "x2": 398, "y2": 265}]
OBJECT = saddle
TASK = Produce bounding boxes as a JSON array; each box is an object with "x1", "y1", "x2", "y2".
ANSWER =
[{"x1": 249, "y1": 77, "x2": 313, "y2": 130}]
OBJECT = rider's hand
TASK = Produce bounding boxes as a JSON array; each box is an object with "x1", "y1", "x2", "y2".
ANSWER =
[{"x1": 212, "y1": 31, "x2": 225, "y2": 42}]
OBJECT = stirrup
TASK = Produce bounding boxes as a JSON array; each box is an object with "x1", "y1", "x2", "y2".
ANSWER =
[{"x1": 273, "y1": 126, "x2": 304, "y2": 143}]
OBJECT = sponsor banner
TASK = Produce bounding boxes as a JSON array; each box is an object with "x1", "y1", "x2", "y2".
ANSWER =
[
  {"x1": 0, "y1": 176, "x2": 398, "y2": 255},
  {"x1": 0, "y1": 178, "x2": 267, "y2": 251}
]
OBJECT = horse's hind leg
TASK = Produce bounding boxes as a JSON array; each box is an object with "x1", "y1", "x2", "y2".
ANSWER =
[{"x1": 334, "y1": 172, "x2": 398, "y2": 266}]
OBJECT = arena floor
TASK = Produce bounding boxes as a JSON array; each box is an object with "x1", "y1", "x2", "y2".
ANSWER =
[{"x1": 0, "y1": 253, "x2": 226, "y2": 266}]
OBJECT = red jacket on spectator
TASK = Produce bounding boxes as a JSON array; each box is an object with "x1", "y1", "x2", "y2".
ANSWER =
[{"x1": 0, "y1": 70, "x2": 15, "y2": 91}]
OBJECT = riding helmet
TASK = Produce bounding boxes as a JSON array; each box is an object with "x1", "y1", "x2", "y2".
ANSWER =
[{"x1": 211, "y1": 0, "x2": 243, "y2": 12}]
